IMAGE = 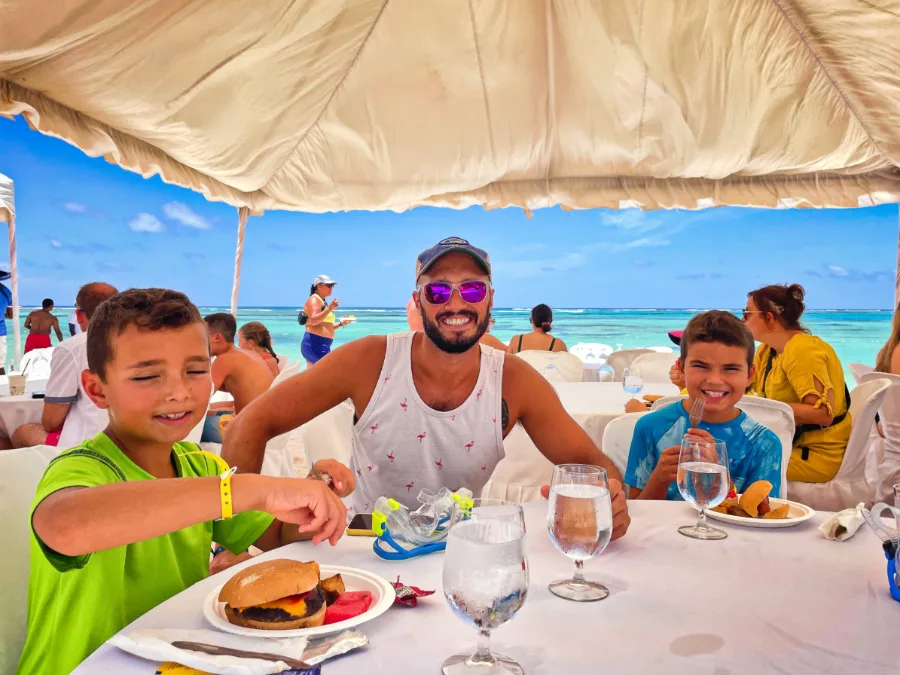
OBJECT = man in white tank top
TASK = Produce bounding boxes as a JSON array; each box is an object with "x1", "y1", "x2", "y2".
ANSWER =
[{"x1": 223, "y1": 237, "x2": 630, "y2": 541}]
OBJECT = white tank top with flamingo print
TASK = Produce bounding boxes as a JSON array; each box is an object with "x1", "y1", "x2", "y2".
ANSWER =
[{"x1": 347, "y1": 332, "x2": 505, "y2": 514}]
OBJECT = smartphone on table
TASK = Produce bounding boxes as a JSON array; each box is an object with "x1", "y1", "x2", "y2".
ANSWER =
[{"x1": 346, "y1": 513, "x2": 375, "y2": 537}]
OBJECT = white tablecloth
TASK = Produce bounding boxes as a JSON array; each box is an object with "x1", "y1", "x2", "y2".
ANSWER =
[
  {"x1": 74, "y1": 501, "x2": 900, "y2": 675},
  {"x1": 0, "y1": 377, "x2": 49, "y2": 437}
]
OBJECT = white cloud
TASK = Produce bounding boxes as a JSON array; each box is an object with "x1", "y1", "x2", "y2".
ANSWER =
[
  {"x1": 50, "y1": 239, "x2": 63, "y2": 249},
  {"x1": 606, "y1": 237, "x2": 670, "y2": 252},
  {"x1": 129, "y1": 213, "x2": 164, "y2": 233},
  {"x1": 493, "y1": 252, "x2": 587, "y2": 278},
  {"x1": 63, "y1": 202, "x2": 87, "y2": 213},
  {"x1": 828, "y1": 265, "x2": 849, "y2": 277},
  {"x1": 163, "y1": 202, "x2": 211, "y2": 230}
]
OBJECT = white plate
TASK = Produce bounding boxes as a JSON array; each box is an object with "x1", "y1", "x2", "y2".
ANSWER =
[
  {"x1": 204, "y1": 564, "x2": 394, "y2": 638},
  {"x1": 704, "y1": 497, "x2": 816, "y2": 529}
]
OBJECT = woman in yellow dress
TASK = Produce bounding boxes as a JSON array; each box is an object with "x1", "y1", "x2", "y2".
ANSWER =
[{"x1": 743, "y1": 284, "x2": 851, "y2": 483}]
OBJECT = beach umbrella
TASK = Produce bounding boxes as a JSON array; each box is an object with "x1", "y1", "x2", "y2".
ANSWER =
[
  {"x1": 0, "y1": 174, "x2": 21, "y2": 363},
  {"x1": 2, "y1": 2, "x2": 899, "y2": 308}
]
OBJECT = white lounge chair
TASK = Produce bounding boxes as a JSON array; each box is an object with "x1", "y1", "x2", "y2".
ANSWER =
[
  {"x1": 605, "y1": 349, "x2": 654, "y2": 382},
  {"x1": 860, "y1": 372, "x2": 900, "y2": 505},
  {"x1": 514, "y1": 350, "x2": 584, "y2": 383},
  {"x1": 481, "y1": 424, "x2": 554, "y2": 504},
  {"x1": 849, "y1": 363, "x2": 874, "y2": 386},
  {"x1": 569, "y1": 343, "x2": 613, "y2": 364},
  {"x1": 601, "y1": 411, "x2": 650, "y2": 481},
  {"x1": 630, "y1": 352, "x2": 679, "y2": 385}
]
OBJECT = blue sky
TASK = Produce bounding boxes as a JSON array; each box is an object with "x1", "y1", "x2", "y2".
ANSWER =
[{"x1": 1, "y1": 115, "x2": 897, "y2": 309}]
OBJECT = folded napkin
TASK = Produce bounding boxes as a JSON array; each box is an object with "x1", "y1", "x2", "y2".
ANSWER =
[
  {"x1": 110, "y1": 629, "x2": 308, "y2": 675},
  {"x1": 819, "y1": 503, "x2": 866, "y2": 542}
]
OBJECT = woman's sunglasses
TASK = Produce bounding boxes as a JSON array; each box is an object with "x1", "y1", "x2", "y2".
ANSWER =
[
  {"x1": 741, "y1": 309, "x2": 763, "y2": 320},
  {"x1": 419, "y1": 280, "x2": 489, "y2": 305}
]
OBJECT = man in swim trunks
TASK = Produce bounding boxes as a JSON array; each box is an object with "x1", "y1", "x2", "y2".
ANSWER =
[
  {"x1": 202, "y1": 313, "x2": 274, "y2": 443},
  {"x1": 24, "y1": 298, "x2": 63, "y2": 352},
  {"x1": 224, "y1": 237, "x2": 631, "y2": 541},
  {"x1": 12, "y1": 282, "x2": 118, "y2": 448},
  {"x1": 301, "y1": 275, "x2": 350, "y2": 367}
]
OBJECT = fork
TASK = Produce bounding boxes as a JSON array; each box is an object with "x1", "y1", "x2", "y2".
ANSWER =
[{"x1": 688, "y1": 397, "x2": 705, "y2": 429}]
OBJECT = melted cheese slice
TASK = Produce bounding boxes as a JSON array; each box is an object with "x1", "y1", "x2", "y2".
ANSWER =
[{"x1": 255, "y1": 592, "x2": 310, "y2": 614}]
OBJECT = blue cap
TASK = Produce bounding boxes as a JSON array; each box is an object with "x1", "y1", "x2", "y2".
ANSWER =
[{"x1": 415, "y1": 237, "x2": 491, "y2": 281}]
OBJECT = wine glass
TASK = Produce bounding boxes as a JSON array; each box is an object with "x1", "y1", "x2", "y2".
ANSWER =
[
  {"x1": 623, "y1": 367, "x2": 644, "y2": 400},
  {"x1": 442, "y1": 499, "x2": 528, "y2": 675},
  {"x1": 547, "y1": 464, "x2": 613, "y2": 602},
  {"x1": 677, "y1": 437, "x2": 730, "y2": 540}
]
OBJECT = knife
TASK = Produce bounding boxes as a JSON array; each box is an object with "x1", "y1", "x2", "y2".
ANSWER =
[{"x1": 171, "y1": 641, "x2": 311, "y2": 669}]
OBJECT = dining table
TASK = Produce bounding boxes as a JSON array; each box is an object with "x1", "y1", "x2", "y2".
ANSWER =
[
  {"x1": 73, "y1": 500, "x2": 900, "y2": 674},
  {"x1": 0, "y1": 375, "x2": 48, "y2": 437}
]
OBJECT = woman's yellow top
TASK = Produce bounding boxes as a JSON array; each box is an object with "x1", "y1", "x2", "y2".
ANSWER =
[
  {"x1": 751, "y1": 333, "x2": 851, "y2": 483},
  {"x1": 312, "y1": 293, "x2": 336, "y2": 324}
]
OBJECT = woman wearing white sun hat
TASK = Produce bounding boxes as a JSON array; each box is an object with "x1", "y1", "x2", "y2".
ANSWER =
[{"x1": 299, "y1": 274, "x2": 351, "y2": 366}]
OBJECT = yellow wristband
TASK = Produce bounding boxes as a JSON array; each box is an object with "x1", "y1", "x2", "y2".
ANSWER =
[{"x1": 219, "y1": 467, "x2": 236, "y2": 520}]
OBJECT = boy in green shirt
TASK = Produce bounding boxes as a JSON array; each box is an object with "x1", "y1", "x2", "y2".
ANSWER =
[{"x1": 18, "y1": 288, "x2": 355, "y2": 675}]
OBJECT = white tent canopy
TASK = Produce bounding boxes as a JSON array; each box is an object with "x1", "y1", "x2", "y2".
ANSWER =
[
  {"x1": 0, "y1": 174, "x2": 21, "y2": 363},
  {"x1": 1, "y1": 0, "x2": 899, "y2": 215},
  {"x1": 2, "y1": 1, "x2": 900, "y2": 310}
]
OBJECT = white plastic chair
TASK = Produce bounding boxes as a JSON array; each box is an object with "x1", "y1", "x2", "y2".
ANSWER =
[
  {"x1": 569, "y1": 343, "x2": 613, "y2": 364},
  {"x1": 647, "y1": 346, "x2": 675, "y2": 354},
  {"x1": 849, "y1": 363, "x2": 874, "y2": 386},
  {"x1": 788, "y1": 378, "x2": 891, "y2": 511},
  {"x1": 514, "y1": 351, "x2": 584, "y2": 383},
  {"x1": 481, "y1": 424, "x2": 554, "y2": 503},
  {"x1": 649, "y1": 395, "x2": 794, "y2": 498},
  {"x1": 605, "y1": 349, "x2": 654, "y2": 382},
  {"x1": 861, "y1": 372, "x2": 900, "y2": 505},
  {"x1": 0, "y1": 445, "x2": 58, "y2": 674},
  {"x1": 630, "y1": 352, "x2": 679, "y2": 384},
  {"x1": 601, "y1": 410, "x2": 650, "y2": 481},
  {"x1": 18, "y1": 348, "x2": 53, "y2": 380},
  {"x1": 276, "y1": 354, "x2": 290, "y2": 372}
]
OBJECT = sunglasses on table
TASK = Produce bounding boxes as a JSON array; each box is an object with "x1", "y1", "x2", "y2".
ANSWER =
[{"x1": 418, "y1": 280, "x2": 490, "y2": 305}]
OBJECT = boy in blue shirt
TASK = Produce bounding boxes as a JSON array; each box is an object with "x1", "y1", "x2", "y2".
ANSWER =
[{"x1": 625, "y1": 310, "x2": 782, "y2": 500}]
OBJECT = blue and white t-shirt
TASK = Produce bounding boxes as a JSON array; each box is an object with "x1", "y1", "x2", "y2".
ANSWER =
[{"x1": 624, "y1": 401, "x2": 782, "y2": 500}]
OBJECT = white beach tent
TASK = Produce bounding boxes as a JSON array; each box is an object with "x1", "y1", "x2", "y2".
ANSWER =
[
  {"x1": 1, "y1": 1, "x2": 900, "y2": 309},
  {"x1": 0, "y1": 174, "x2": 21, "y2": 362}
]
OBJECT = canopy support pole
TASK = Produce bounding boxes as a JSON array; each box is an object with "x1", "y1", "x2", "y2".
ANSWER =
[
  {"x1": 8, "y1": 213, "x2": 19, "y2": 367},
  {"x1": 230, "y1": 207, "x2": 249, "y2": 318}
]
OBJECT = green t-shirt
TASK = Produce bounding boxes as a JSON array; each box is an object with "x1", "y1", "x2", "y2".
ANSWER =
[{"x1": 17, "y1": 433, "x2": 275, "y2": 675}]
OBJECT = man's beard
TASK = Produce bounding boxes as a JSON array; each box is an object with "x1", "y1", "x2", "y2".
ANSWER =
[{"x1": 421, "y1": 307, "x2": 491, "y2": 354}]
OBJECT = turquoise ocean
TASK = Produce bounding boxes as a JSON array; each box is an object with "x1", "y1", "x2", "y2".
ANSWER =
[
  {"x1": 9, "y1": 307, "x2": 892, "y2": 381},
  {"x1": 12, "y1": 307, "x2": 886, "y2": 381}
]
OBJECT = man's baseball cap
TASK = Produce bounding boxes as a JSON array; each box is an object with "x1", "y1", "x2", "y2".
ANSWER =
[
  {"x1": 313, "y1": 274, "x2": 337, "y2": 286},
  {"x1": 415, "y1": 237, "x2": 491, "y2": 281}
]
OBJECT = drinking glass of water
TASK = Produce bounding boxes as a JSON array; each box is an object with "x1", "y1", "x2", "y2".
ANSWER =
[
  {"x1": 623, "y1": 367, "x2": 643, "y2": 400},
  {"x1": 677, "y1": 437, "x2": 730, "y2": 540},
  {"x1": 442, "y1": 499, "x2": 528, "y2": 675},
  {"x1": 547, "y1": 464, "x2": 613, "y2": 602}
]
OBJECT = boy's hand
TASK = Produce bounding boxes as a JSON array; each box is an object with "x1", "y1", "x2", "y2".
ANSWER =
[
  {"x1": 263, "y1": 478, "x2": 347, "y2": 546},
  {"x1": 539, "y1": 478, "x2": 630, "y2": 542},
  {"x1": 683, "y1": 428, "x2": 720, "y2": 463},
  {"x1": 210, "y1": 549, "x2": 253, "y2": 575},
  {"x1": 624, "y1": 399, "x2": 647, "y2": 414},
  {"x1": 309, "y1": 459, "x2": 356, "y2": 498},
  {"x1": 648, "y1": 446, "x2": 681, "y2": 487}
]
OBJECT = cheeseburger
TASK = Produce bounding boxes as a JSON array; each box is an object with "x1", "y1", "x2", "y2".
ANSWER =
[{"x1": 218, "y1": 559, "x2": 328, "y2": 630}]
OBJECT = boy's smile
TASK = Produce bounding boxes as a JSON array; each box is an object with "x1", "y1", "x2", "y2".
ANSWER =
[{"x1": 679, "y1": 341, "x2": 754, "y2": 424}]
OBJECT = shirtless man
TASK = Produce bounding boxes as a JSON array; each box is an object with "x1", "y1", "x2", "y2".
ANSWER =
[
  {"x1": 224, "y1": 237, "x2": 630, "y2": 541},
  {"x1": 24, "y1": 298, "x2": 63, "y2": 352},
  {"x1": 201, "y1": 313, "x2": 274, "y2": 443}
]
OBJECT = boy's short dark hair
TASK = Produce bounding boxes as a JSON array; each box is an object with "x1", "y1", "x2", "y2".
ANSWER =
[
  {"x1": 42, "y1": 298, "x2": 53, "y2": 309},
  {"x1": 679, "y1": 310, "x2": 755, "y2": 368},
  {"x1": 204, "y1": 313, "x2": 236, "y2": 343},
  {"x1": 87, "y1": 288, "x2": 204, "y2": 381}
]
